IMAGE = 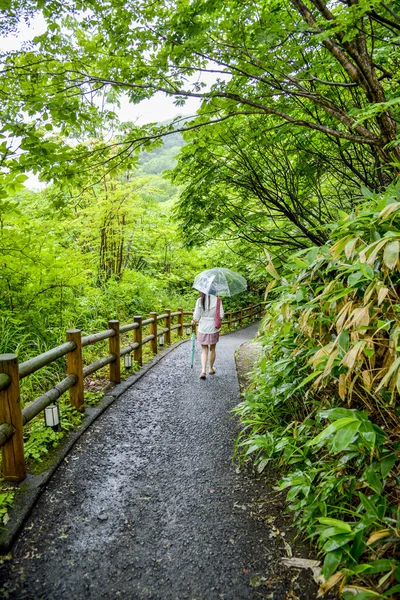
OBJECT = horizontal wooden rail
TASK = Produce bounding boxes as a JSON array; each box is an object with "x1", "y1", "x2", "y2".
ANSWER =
[
  {"x1": 120, "y1": 322, "x2": 139, "y2": 334},
  {"x1": 0, "y1": 423, "x2": 15, "y2": 448},
  {"x1": 0, "y1": 300, "x2": 265, "y2": 479},
  {"x1": 142, "y1": 317, "x2": 155, "y2": 326},
  {"x1": 121, "y1": 342, "x2": 140, "y2": 356},
  {"x1": 83, "y1": 355, "x2": 116, "y2": 378},
  {"x1": 81, "y1": 329, "x2": 115, "y2": 348},
  {"x1": 157, "y1": 313, "x2": 168, "y2": 321},
  {"x1": 19, "y1": 341, "x2": 76, "y2": 379},
  {"x1": 21, "y1": 374, "x2": 78, "y2": 427}
]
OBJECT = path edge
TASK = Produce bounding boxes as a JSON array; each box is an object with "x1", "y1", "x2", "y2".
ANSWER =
[{"x1": 0, "y1": 338, "x2": 189, "y2": 553}]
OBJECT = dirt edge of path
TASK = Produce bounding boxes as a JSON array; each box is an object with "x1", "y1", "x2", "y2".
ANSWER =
[
  {"x1": 234, "y1": 338, "x2": 339, "y2": 600},
  {"x1": 235, "y1": 338, "x2": 262, "y2": 396}
]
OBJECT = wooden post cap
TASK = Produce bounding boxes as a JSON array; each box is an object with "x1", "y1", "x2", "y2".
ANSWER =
[{"x1": 0, "y1": 354, "x2": 18, "y2": 361}]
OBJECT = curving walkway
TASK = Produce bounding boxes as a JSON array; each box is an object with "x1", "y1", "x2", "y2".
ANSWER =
[{"x1": 0, "y1": 323, "x2": 319, "y2": 599}]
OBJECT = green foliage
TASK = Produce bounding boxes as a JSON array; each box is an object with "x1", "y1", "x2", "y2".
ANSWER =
[
  {"x1": 1, "y1": 0, "x2": 399, "y2": 193},
  {"x1": 235, "y1": 184, "x2": 400, "y2": 597},
  {"x1": 173, "y1": 117, "x2": 364, "y2": 251},
  {"x1": 0, "y1": 492, "x2": 14, "y2": 526},
  {"x1": 23, "y1": 402, "x2": 84, "y2": 463}
]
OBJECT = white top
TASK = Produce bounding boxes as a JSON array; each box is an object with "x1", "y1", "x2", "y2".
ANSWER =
[{"x1": 193, "y1": 295, "x2": 224, "y2": 334}]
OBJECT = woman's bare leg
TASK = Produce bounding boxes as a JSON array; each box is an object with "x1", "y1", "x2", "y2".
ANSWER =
[
  {"x1": 209, "y1": 344, "x2": 216, "y2": 372},
  {"x1": 201, "y1": 345, "x2": 209, "y2": 376}
]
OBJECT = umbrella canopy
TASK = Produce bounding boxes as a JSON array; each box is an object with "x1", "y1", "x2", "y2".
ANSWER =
[{"x1": 193, "y1": 268, "x2": 247, "y2": 297}]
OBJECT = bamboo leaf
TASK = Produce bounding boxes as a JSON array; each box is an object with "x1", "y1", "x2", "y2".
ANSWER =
[
  {"x1": 332, "y1": 421, "x2": 361, "y2": 453},
  {"x1": 366, "y1": 530, "x2": 390, "y2": 546},
  {"x1": 376, "y1": 356, "x2": 400, "y2": 391},
  {"x1": 318, "y1": 518, "x2": 352, "y2": 532},
  {"x1": 339, "y1": 373, "x2": 347, "y2": 400},
  {"x1": 317, "y1": 571, "x2": 343, "y2": 597},
  {"x1": 341, "y1": 341, "x2": 366, "y2": 370},
  {"x1": 307, "y1": 418, "x2": 359, "y2": 447},
  {"x1": 378, "y1": 201, "x2": 400, "y2": 221},
  {"x1": 359, "y1": 492, "x2": 379, "y2": 517},
  {"x1": 377, "y1": 286, "x2": 389, "y2": 306},
  {"x1": 383, "y1": 239, "x2": 399, "y2": 270}
]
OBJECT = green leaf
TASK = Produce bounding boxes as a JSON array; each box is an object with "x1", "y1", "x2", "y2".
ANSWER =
[
  {"x1": 384, "y1": 584, "x2": 400, "y2": 596},
  {"x1": 318, "y1": 517, "x2": 352, "y2": 532},
  {"x1": 360, "y1": 263, "x2": 375, "y2": 279},
  {"x1": 348, "y1": 271, "x2": 363, "y2": 286},
  {"x1": 307, "y1": 418, "x2": 359, "y2": 447},
  {"x1": 381, "y1": 454, "x2": 397, "y2": 479},
  {"x1": 322, "y1": 533, "x2": 354, "y2": 552},
  {"x1": 332, "y1": 421, "x2": 361, "y2": 453},
  {"x1": 337, "y1": 329, "x2": 349, "y2": 353},
  {"x1": 322, "y1": 549, "x2": 342, "y2": 579},
  {"x1": 305, "y1": 247, "x2": 319, "y2": 265},
  {"x1": 359, "y1": 492, "x2": 379, "y2": 517},
  {"x1": 292, "y1": 370, "x2": 322, "y2": 392},
  {"x1": 364, "y1": 559, "x2": 396, "y2": 574},
  {"x1": 364, "y1": 466, "x2": 384, "y2": 495}
]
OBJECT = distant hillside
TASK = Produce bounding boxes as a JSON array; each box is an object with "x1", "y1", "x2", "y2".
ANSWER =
[{"x1": 139, "y1": 124, "x2": 185, "y2": 175}]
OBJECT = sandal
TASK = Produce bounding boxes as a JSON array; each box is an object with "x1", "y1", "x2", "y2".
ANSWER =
[
  {"x1": 209, "y1": 368, "x2": 216, "y2": 375},
  {"x1": 200, "y1": 372, "x2": 206, "y2": 380}
]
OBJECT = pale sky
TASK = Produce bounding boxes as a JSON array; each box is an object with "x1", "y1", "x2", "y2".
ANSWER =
[
  {"x1": 2, "y1": 13, "x2": 204, "y2": 188},
  {"x1": 3, "y1": 13, "x2": 203, "y2": 125}
]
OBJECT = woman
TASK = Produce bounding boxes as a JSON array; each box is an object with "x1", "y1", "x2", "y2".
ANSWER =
[{"x1": 192, "y1": 292, "x2": 224, "y2": 380}]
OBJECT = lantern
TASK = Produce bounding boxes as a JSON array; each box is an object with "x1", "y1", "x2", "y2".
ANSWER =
[
  {"x1": 186, "y1": 327, "x2": 191, "y2": 336},
  {"x1": 44, "y1": 404, "x2": 61, "y2": 431},
  {"x1": 124, "y1": 353, "x2": 132, "y2": 369},
  {"x1": 159, "y1": 334, "x2": 164, "y2": 347}
]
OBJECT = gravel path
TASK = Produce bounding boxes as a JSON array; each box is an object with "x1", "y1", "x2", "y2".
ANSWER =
[{"x1": 0, "y1": 323, "x2": 320, "y2": 600}]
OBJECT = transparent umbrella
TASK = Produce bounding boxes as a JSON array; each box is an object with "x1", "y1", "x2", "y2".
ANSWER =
[{"x1": 193, "y1": 268, "x2": 247, "y2": 297}]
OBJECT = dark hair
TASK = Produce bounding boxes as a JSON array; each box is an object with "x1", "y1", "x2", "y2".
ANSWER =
[{"x1": 200, "y1": 292, "x2": 211, "y2": 310}]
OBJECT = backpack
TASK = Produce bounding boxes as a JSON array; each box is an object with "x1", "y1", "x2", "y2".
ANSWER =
[{"x1": 214, "y1": 297, "x2": 222, "y2": 330}]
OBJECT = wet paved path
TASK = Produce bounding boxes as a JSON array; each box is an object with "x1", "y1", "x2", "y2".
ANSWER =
[{"x1": 1, "y1": 324, "x2": 318, "y2": 599}]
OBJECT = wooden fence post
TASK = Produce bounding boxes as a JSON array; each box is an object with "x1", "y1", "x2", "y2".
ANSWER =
[
  {"x1": 109, "y1": 320, "x2": 121, "y2": 384},
  {"x1": 0, "y1": 354, "x2": 25, "y2": 481},
  {"x1": 239, "y1": 309, "x2": 243, "y2": 327},
  {"x1": 165, "y1": 309, "x2": 171, "y2": 345},
  {"x1": 228, "y1": 311, "x2": 232, "y2": 329},
  {"x1": 178, "y1": 307, "x2": 184, "y2": 337},
  {"x1": 249, "y1": 304, "x2": 253, "y2": 321},
  {"x1": 66, "y1": 329, "x2": 84, "y2": 412},
  {"x1": 133, "y1": 316, "x2": 143, "y2": 366},
  {"x1": 150, "y1": 312, "x2": 158, "y2": 354}
]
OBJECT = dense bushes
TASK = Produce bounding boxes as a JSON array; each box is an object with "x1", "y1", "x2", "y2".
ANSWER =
[{"x1": 235, "y1": 185, "x2": 400, "y2": 599}]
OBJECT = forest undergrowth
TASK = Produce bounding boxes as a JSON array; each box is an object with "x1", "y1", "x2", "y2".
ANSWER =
[{"x1": 235, "y1": 185, "x2": 400, "y2": 599}]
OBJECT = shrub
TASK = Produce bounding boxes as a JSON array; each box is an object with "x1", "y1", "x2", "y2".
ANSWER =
[{"x1": 235, "y1": 184, "x2": 400, "y2": 598}]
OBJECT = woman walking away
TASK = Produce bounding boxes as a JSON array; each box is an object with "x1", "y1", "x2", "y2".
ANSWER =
[{"x1": 192, "y1": 293, "x2": 224, "y2": 380}]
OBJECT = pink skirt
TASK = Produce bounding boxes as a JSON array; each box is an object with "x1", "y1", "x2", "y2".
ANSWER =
[{"x1": 197, "y1": 332, "x2": 220, "y2": 345}]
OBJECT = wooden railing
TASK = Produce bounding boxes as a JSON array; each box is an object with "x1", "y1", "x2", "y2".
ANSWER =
[{"x1": 0, "y1": 302, "x2": 264, "y2": 481}]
